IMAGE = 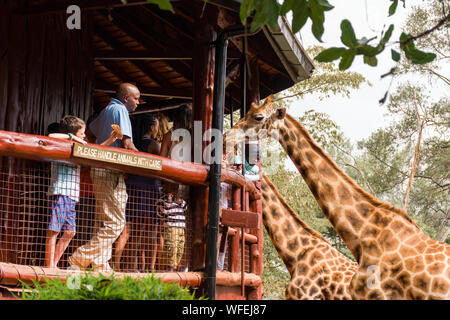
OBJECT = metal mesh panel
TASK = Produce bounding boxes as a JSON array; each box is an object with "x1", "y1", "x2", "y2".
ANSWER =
[{"x1": 0, "y1": 163, "x2": 192, "y2": 273}]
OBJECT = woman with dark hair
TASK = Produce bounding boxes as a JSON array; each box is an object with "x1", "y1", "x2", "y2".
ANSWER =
[
  {"x1": 113, "y1": 114, "x2": 162, "y2": 272},
  {"x1": 159, "y1": 105, "x2": 192, "y2": 159}
]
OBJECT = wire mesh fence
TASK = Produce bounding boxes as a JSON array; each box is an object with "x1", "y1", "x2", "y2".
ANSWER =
[
  {"x1": 0, "y1": 163, "x2": 194, "y2": 273},
  {"x1": 0, "y1": 159, "x2": 258, "y2": 277}
]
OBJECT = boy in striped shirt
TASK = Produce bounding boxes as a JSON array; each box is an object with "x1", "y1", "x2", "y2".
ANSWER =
[{"x1": 157, "y1": 183, "x2": 187, "y2": 272}]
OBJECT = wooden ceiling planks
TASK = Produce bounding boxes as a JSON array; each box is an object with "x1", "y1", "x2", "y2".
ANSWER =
[{"x1": 9, "y1": 0, "x2": 301, "y2": 117}]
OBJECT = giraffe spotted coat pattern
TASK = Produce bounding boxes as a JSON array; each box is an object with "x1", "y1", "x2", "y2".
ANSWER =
[
  {"x1": 225, "y1": 96, "x2": 450, "y2": 300},
  {"x1": 261, "y1": 175, "x2": 357, "y2": 299}
]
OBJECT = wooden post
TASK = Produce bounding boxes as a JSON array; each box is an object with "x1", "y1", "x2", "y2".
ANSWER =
[{"x1": 190, "y1": 4, "x2": 217, "y2": 272}]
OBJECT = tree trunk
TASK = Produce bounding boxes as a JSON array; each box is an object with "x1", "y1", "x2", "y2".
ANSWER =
[
  {"x1": 436, "y1": 208, "x2": 450, "y2": 242},
  {"x1": 403, "y1": 92, "x2": 425, "y2": 211}
]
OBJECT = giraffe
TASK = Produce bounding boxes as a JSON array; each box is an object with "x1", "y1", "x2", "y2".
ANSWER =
[
  {"x1": 261, "y1": 174, "x2": 357, "y2": 299},
  {"x1": 225, "y1": 96, "x2": 450, "y2": 300}
]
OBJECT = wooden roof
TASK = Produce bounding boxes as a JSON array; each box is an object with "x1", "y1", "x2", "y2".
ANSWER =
[{"x1": 21, "y1": 0, "x2": 315, "y2": 115}]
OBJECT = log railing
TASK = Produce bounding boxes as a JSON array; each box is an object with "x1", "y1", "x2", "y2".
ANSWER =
[{"x1": 0, "y1": 130, "x2": 260, "y2": 199}]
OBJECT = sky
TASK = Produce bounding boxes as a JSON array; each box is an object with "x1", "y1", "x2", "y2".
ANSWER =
[{"x1": 286, "y1": 0, "x2": 447, "y2": 143}]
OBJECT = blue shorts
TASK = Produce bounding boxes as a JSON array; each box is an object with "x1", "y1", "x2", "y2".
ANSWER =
[{"x1": 48, "y1": 195, "x2": 77, "y2": 232}]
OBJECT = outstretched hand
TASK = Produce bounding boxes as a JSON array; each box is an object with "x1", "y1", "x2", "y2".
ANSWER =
[
  {"x1": 100, "y1": 130, "x2": 121, "y2": 146},
  {"x1": 109, "y1": 129, "x2": 120, "y2": 142}
]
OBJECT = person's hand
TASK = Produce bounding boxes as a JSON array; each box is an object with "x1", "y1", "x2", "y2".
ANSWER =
[{"x1": 109, "y1": 130, "x2": 120, "y2": 143}]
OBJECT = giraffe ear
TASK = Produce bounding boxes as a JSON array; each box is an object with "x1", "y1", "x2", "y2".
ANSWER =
[{"x1": 277, "y1": 108, "x2": 286, "y2": 119}]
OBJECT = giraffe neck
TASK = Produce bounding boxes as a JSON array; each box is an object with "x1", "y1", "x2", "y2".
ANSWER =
[
  {"x1": 276, "y1": 114, "x2": 417, "y2": 262},
  {"x1": 261, "y1": 175, "x2": 329, "y2": 274}
]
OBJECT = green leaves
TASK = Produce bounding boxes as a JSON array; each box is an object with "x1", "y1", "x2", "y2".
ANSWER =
[
  {"x1": 388, "y1": 0, "x2": 406, "y2": 16},
  {"x1": 316, "y1": 20, "x2": 383, "y2": 70},
  {"x1": 389, "y1": 0, "x2": 398, "y2": 16},
  {"x1": 339, "y1": 50, "x2": 356, "y2": 70},
  {"x1": 240, "y1": 0, "x2": 333, "y2": 42},
  {"x1": 146, "y1": 0, "x2": 174, "y2": 13},
  {"x1": 381, "y1": 24, "x2": 394, "y2": 46},
  {"x1": 241, "y1": 0, "x2": 281, "y2": 32},
  {"x1": 239, "y1": 0, "x2": 253, "y2": 26},
  {"x1": 315, "y1": 47, "x2": 347, "y2": 62},
  {"x1": 315, "y1": 21, "x2": 400, "y2": 70},
  {"x1": 400, "y1": 33, "x2": 437, "y2": 64},
  {"x1": 363, "y1": 55, "x2": 378, "y2": 67},
  {"x1": 20, "y1": 272, "x2": 203, "y2": 300},
  {"x1": 308, "y1": 0, "x2": 326, "y2": 41},
  {"x1": 391, "y1": 49, "x2": 401, "y2": 62},
  {"x1": 340, "y1": 20, "x2": 358, "y2": 47},
  {"x1": 264, "y1": 0, "x2": 281, "y2": 30},
  {"x1": 291, "y1": 0, "x2": 309, "y2": 34}
]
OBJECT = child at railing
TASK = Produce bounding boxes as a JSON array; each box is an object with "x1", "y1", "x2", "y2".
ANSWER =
[
  {"x1": 45, "y1": 116, "x2": 119, "y2": 268},
  {"x1": 156, "y1": 182, "x2": 187, "y2": 272},
  {"x1": 233, "y1": 141, "x2": 262, "y2": 183},
  {"x1": 45, "y1": 116, "x2": 87, "y2": 268}
]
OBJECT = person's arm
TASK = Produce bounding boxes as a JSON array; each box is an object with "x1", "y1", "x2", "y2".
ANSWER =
[
  {"x1": 159, "y1": 131, "x2": 172, "y2": 158},
  {"x1": 156, "y1": 200, "x2": 165, "y2": 218},
  {"x1": 100, "y1": 130, "x2": 120, "y2": 146},
  {"x1": 112, "y1": 105, "x2": 138, "y2": 151},
  {"x1": 122, "y1": 136, "x2": 138, "y2": 151},
  {"x1": 49, "y1": 133, "x2": 87, "y2": 145}
]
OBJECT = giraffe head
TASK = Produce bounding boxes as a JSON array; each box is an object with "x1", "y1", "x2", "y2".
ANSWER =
[{"x1": 224, "y1": 95, "x2": 286, "y2": 158}]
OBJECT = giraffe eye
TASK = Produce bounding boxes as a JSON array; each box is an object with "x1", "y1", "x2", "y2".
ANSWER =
[{"x1": 255, "y1": 115, "x2": 264, "y2": 121}]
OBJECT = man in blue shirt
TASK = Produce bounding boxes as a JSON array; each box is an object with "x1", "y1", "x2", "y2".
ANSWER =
[{"x1": 69, "y1": 83, "x2": 140, "y2": 272}]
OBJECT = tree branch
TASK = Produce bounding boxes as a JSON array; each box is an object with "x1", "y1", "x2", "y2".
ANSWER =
[
  {"x1": 331, "y1": 142, "x2": 377, "y2": 196},
  {"x1": 400, "y1": 12, "x2": 450, "y2": 45},
  {"x1": 436, "y1": 208, "x2": 450, "y2": 242},
  {"x1": 403, "y1": 92, "x2": 426, "y2": 211},
  {"x1": 424, "y1": 67, "x2": 450, "y2": 86},
  {"x1": 275, "y1": 83, "x2": 327, "y2": 101}
]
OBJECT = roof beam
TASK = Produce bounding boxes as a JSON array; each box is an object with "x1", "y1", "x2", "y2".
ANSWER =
[
  {"x1": 94, "y1": 84, "x2": 192, "y2": 99},
  {"x1": 94, "y1": 23, "x2": 173, "y2": 88},
  {"x1": 130, "y1": 99, "x2": 191, "y2": 116},
  {"x1": 97, "y1": 60, "x2": 133, "y2": 83},
  {"x1": 141, "y1": 6, "x2": 194, "y2": 41},
  {"x1": 17, "y1": 0, "x2": 184, "y2": 16},
  {"x1": 105, "y1": 9, "x2": 192, "y2": 82},
  {"x1": 20, "y1": 0, "x2": 150, "y2": 16},
  {"x1": 94, "y1": 50, "x2": 192, "y2": 61}
]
